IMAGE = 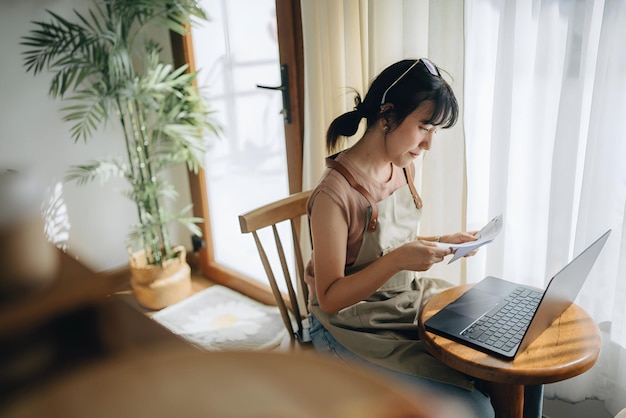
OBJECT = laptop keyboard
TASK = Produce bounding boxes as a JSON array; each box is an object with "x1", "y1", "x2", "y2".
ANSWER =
[{"x1": 461, "y1": 287, "x2": 543, "y2": 352}]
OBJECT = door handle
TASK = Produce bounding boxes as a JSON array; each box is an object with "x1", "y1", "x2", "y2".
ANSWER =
[{"x1": 257, "y1": 64, "x2": 291, "y2": 124}]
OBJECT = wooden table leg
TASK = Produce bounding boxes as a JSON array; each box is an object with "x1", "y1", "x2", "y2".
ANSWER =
[{"x1": 483, "y1": 381, "x2": 524, "y2": 418}]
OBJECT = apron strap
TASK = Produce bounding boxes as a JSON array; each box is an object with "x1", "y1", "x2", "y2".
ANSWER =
[
  {"x1": 326, "y1": 157, "x2": 379, "y2": 232},
  {"x1": 402, "y1": 167, "x2": 423, "y2": 209}
]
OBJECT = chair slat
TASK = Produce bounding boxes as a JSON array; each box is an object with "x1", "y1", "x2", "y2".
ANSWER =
[
  {"x1": 272, "y1": 224, "x2": 303, "y2": 339},
  {"x1": 252, "y1": 231, "x2": 295, "y2": 338}
]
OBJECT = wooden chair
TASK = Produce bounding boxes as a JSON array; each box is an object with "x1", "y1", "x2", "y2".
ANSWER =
[{"x1": 238, "y1": 191, "x2": 313, "y2": 348}]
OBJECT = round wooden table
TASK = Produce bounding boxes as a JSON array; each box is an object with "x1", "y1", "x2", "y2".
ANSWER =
[{"x1": 418, "y1": 285, "x2": 601, "y2": 418}]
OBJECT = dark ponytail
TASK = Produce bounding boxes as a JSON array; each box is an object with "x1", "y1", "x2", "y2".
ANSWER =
[{"x1": 325, "y1": 93, "x2": 366, "y2": 153}]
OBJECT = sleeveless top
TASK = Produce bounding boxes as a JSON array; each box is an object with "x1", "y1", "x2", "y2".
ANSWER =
[{"x1": 306, "y1": 152, "x2": 473, "y2": 390}]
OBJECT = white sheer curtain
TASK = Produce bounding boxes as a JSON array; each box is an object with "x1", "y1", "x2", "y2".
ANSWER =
[
  {"x1": 464, "y1": 0, "x2": 626, "y2": 414},
  {"x1": 300, "y1": 0, "x2": 468, "y2": 284}
]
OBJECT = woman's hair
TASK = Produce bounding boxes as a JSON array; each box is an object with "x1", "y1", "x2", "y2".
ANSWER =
[{"x1": 325, "y1": 59, "x2": 459, "y2": 153}]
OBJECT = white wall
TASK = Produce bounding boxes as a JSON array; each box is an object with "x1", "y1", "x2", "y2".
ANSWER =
[{"x1": 0, "y1": 0, "x2": 192, "y2": 272}]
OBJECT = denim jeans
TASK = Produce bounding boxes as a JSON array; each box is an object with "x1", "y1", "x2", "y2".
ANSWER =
[{"x1": 309, "y1": 314, "x2": 544, "y2": 418}]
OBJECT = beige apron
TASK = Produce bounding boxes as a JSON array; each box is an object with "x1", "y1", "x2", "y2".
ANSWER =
[{"x1": 310, "y1": 160, "x2": 473, "y2": 390}]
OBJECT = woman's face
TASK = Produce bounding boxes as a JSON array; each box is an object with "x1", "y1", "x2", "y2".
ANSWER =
[{"x1": 385, "y1": 101, "x2": 439, "y2": 168}]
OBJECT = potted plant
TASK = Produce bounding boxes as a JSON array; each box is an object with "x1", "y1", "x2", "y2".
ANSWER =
[{"x1": 21, "y1": 0, "x2": 219, "y2": 309}]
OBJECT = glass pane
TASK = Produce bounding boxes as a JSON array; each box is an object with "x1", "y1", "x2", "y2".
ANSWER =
[{"x1": 193, "y1": 0, "x2": 291, "y2": 287}]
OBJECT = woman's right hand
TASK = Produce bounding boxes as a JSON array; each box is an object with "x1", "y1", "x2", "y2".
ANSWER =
[{"x1": 394, "y1": 240, "x2": 452, "y2": 272}]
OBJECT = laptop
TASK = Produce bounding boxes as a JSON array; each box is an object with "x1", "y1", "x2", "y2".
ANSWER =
[{"x1": 424, "y1": 229, "x2": 611, "y2": 360}]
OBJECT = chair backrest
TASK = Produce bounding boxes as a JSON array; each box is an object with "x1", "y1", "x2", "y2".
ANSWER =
[{"x1": 239, "y1": 190, "x2": 312, "y2": 347}]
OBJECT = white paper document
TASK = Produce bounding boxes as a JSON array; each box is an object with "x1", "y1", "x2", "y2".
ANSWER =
[{"x1": 434, "y1": 214, "x2": 503, "y2": 263}]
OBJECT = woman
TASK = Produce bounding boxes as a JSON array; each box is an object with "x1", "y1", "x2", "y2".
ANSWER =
[{"x1": 306, "y1": 58, "x2": 490, "y2": 417}]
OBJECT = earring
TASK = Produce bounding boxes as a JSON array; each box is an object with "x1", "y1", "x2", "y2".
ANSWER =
[{"x1": 383, "y1": 126, "x2": 389, "y2": 133}]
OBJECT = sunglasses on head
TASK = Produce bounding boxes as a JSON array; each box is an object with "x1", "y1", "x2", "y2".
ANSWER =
[{"x1": 380, "y1": 58, "x2": 440, "y2": 106}]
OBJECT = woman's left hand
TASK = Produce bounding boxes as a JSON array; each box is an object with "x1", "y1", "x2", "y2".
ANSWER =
[
  {"x1": 440, "y1": 231, "x2": 478, "y2": 245},
  {"x1": 440, "y1": 231, "x2": 480, "y2": 257}
]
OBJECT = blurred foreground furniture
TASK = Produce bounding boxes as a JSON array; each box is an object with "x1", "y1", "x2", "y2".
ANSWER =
[
  {"x1": 0, "y1": 248, "x2": 192, "y2": 402},
  {"x1": 2, "y1": 345, "x2": 448, "y2": 418},
  {"x1": 419, "y1": 285, "x2": 601, "y2": 418},
  {"x1": 1, "y1": 249, "x2": 458, "y2": 418},
  {"x1": 238, "y1": 190, "x2": 312, "y2": 348}
]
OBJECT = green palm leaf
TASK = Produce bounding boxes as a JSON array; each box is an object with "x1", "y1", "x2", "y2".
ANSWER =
[
  {"x1": 65, "y1": 159, "x2": 127, "y2": 185},
  {"x1": 62, "y1": 87, "x2": 110, "y2": 142}
]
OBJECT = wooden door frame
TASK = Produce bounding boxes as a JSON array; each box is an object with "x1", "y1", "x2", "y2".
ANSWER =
[
  {"x1": 170, "y1": 0, "x2": 304, "y2": 304},
  {"x1": 276, "y1": 0, "x2": 304, "y2": 196}
]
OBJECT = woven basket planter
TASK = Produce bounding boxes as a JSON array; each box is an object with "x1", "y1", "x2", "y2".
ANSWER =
[{"x1": 129, "y1": 245, "x2": 191, "y2": 310}]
